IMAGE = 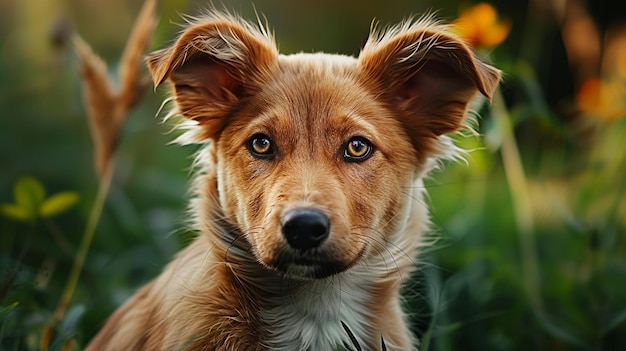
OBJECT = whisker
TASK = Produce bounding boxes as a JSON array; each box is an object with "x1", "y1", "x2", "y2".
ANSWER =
[{"x1": 350, "y1": 226, "x2": 414, "y2": 283}]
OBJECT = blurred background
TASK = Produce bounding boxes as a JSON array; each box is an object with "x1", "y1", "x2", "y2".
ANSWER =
[{"x1": 1, "y1": 0, "x2": 625, "y2": 349}]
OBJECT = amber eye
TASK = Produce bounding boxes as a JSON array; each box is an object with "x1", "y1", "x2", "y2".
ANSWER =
[
  {"x1": 344, "y1": 137, "x2": 374, "y2": 162},
  {"x1": 247, "y1": 133, "x2": 275, "y2": 159}
]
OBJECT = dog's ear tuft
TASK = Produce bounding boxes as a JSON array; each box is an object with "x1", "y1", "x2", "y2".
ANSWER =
[
  {"x1": 358, "y1": 18, "x2": 500, "y2": 139},
  {"x1": 146, "y1": 12, "x2": 278, "y2": 139}
]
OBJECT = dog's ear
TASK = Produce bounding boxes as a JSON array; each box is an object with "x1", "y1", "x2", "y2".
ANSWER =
[
  {"x1": 146, "y1": 13, "x2": 278, "y2": 139},
  {"x1": 358, "y1": 19, "x2": 500, "y2": 141}
]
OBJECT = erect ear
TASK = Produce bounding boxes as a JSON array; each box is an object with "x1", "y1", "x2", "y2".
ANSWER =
[
  {"x1": 146, "y1": 12, "x2": 278, "y2": 140},
  {"x1": 358, "y1": 19, "x2": 500, "y2": 146}
]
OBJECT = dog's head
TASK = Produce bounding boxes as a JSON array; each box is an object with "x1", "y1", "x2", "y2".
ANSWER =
[{"x1": 148, "y1": 12, "x2": 499, "y2": 279}]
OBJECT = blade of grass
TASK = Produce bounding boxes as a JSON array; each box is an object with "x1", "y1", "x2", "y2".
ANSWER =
[
  {"x1": 490, "y1": 88, "x2": 543, "y2": 315},
  {"x1": 491, "y1": 87, "x2": 590, "y2": 347},
  {"x1": 43, "y1": 162, "x2": 114, "y2": 350},
  {"x1": 341, "y1": 321, "x2": 362, "y2": 351}
]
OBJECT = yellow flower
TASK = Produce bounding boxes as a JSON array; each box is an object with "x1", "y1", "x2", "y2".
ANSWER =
[{"x1": 453, "y1": 2, "x2": 511, "y2": 49}]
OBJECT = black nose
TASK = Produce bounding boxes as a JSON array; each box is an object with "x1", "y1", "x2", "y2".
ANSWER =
[{"x1": 281, "y1": 209, "x2": 330, "y2": 250}]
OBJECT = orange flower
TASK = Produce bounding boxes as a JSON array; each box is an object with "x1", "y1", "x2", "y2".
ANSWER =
[
  {"x1": 577, "y1": 78, "x2": 626, "y2": 120},
  {"x1": 453, "y1": 2, "x2": 511, "y2": 49}
]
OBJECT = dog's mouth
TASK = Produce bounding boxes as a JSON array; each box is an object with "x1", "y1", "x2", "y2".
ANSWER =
[{"x1": 267, "y1": 246, "x2": 366, "y2": 280}]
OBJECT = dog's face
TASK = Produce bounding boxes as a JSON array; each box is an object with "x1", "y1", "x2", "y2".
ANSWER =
[
  {"x1": 214, "y1": 54, "x2": 419, "y2": 279},
  {"x1": 148, "y1": 13, "x2": 499, "y2": 279}
]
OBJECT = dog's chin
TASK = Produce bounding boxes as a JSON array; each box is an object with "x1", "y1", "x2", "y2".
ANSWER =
[
  {"x1": 265, "y1": 248, "x2": 366, "y2": 280},
  {"x1": 276, "y1": 262, "x2": 347, "y2": 280},
  {"x1": 278, "y1": 264, "x2": 337, "y2": 280}
]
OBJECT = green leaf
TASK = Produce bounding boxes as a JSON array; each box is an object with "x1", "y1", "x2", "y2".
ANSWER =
[
  {"x1": 0, "y1": 302, "x2": 19, "y2": 319},
  {"x1": 606, "y1": 308, "x2": 626, "y2": 333},
  {"x1": 39, "y1": 191, "x2": 80, "y2": 218},
  {"x1": 60, "y1": 304, "x2": 86, "y2": 331},
  {"x1": 1, "y1": 203, "x2": 31, "y2": 221},
  {"x1": 13, "y1": 176, "x2": 46, "y2": 219}
]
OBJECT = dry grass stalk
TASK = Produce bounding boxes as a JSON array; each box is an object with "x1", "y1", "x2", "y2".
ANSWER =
[
  {"x1": 73, "y1": 0, "x2": 157, "y2": 177},
  {"x1": 41, "y1": 1, "x2": 158, "y2": 349}
]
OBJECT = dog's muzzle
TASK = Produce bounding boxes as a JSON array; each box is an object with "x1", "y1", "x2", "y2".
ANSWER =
[{"x1": 270, "y1": 208, "x2": 362, "y2": 279}]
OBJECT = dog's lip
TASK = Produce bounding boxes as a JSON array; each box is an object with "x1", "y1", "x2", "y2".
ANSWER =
[{"x1": 268, "y1": 246, "x2": 367, "y2": 279}]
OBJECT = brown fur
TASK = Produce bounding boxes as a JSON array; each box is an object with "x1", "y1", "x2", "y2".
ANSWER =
[{"x1": 86, "y1": 10, "x2": 499, "y2": 351}]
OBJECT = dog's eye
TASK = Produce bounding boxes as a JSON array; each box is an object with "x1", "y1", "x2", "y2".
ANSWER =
[
  {"x1": 247, "y1": 133, "x2": 275, "y2": 159},
  {"x1": 343, "y1": 137, "x2": 374, "y2": 162}
]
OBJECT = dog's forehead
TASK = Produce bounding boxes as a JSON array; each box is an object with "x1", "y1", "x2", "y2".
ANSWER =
[
  {"x1": 273, "y1": 52, "x2": 359, "y2": 82},
  {"x1": 278, "y1": 52, "x2": 357, "y2": 66},
  {"x1": 222, "y1": 51, "x2": 410, "y2": 153},
  {"x1": 252, "y1": 53, "x2": 377, "y2": 128},
  {"x1": 230, "y1": 51, "x2": 405, "y2": 152}
]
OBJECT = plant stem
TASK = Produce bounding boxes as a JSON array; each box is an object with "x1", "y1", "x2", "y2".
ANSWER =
[
  {"x1": 491, "y1": 88, "x2": 544, "y2": 315},
  {"x1": 43, "y1": 162, "x2": 114, "y2": 349}
]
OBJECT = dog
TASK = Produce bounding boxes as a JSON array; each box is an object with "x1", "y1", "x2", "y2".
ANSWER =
[{"x1": 85, "y1": 9, "x2": 499, "y2": 351}]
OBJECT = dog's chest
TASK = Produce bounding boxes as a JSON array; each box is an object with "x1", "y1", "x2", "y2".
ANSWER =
[{"x1": 261, "y1": 277, "x2": 372, "y2": 351}]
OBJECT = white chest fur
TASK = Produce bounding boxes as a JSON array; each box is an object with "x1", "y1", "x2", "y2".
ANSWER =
[{"x1": 262, "y1": 273, "x2": 373, "y2": 351}]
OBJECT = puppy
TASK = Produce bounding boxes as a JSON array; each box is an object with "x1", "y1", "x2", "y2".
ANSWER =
[{"x1": 85, "y1": 10, "x2": 499, "y2": 351}]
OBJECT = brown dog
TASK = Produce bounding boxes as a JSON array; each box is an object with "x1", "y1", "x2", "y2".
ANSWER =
[{"x1": 85, "y1": 10, "x2": 499, "y2": 351}]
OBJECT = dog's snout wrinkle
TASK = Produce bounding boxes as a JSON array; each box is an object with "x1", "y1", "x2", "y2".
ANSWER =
[{"x1": 281, "y1": 208, "x2": 330, "y2": 250}]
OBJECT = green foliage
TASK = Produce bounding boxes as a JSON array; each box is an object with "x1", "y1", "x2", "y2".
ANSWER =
[
  {"x1": 1, "y1": 176, "x2": 79, "y2": 222},
  {"x1": 39, "y1": 192, "x2": 80, "y2": 219},
  {"x1": 0, "y1": 302, "x2": 19, "y2": 319}
]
